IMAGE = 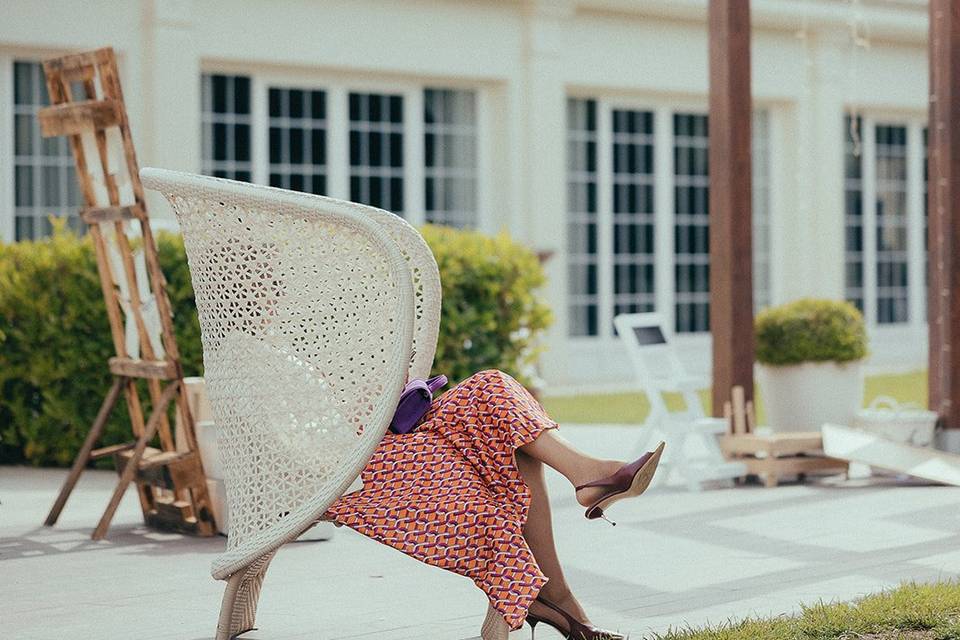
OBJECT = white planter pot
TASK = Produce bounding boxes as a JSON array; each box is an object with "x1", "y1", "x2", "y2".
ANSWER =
[{"x1": 758, "y1": 361, "x2": 864, "y2": 432}]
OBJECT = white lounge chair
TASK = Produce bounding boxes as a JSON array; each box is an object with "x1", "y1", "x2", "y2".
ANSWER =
[
  {"x1": 614, "y1": 312, "x2": 745, "y2": 490},
  {"x1": 142, "y1": 169, "x2": 510, "y2": 640}
]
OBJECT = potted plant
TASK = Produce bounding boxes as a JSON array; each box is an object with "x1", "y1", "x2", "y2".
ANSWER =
[{"x1": 755, "y1": 298, "x2": 868, "y2": 432}]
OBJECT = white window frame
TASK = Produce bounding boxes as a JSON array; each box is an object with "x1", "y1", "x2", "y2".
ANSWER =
[
  {"x1": 201, "y1": 65, "x2": 491, "y2": 231},
  {"x1": 2, "y1": 53, "x2": 86, "y2": 243},
  {"x1": 847, "y1": 112, "x2": 927, "y2": 330},
  {"x1": 565, "y1": 93, "x2": 776, "y2": 345}
]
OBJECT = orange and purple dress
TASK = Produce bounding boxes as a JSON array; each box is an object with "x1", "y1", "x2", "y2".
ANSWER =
[{"x1": 325, "y1": 369, "x2": 556, "y2": 629}]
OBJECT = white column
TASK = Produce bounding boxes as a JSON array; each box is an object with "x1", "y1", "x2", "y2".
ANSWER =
[
  {"x1": 789, "y1": 31, "x2": 848, "y2": 300},
  {"x1": 326, "y1": 86, "x2": 349, "y2": 200},
  {"x1": 654, "y1": 106, "x2": 676, "y2": 328},
  {"x1": 404, "y1": 87, "x2": 425, "y2": 224},
  {"x1": 250, "y1": 76, "x2": 268, "y2": 186},
  {"x1": 141, "y1": 0, "x2": 200, "y2": 226},
  {"x1": 521, "y1": 0, "x2": 575, "y2": 381},
  {"x1": 862, "y1": 116, "x2": 878, "y2": 324},
  {"x1": 596, "y1": 102, "x2": 613, "y2": 338}
]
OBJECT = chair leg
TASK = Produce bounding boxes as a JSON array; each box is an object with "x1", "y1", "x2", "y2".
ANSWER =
[
  {"x1": 44, "y1": 377, "x2": 125, "y2": 527},
  {"x1": 480, "y1": 604, "x2": 509, "y2": 640},
  {"x1": 215, "y1": 552, "x2": 276, "y2": 640}
]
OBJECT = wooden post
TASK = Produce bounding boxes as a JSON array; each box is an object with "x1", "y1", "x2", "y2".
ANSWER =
[
  {"x1": 928, "y1": 1, "x2": 960, "y2": 430},
  {"x1": 708, "y1": 0, "x2": 755, "y2": 416}
]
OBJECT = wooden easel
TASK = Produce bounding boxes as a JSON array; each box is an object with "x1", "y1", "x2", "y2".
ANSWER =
[
  {"x1": 720, "y1": 386, "x2": 848, "y2": 487},
  {"x1": 38, "y1": 47, "x2": 215, "y2": 540}
]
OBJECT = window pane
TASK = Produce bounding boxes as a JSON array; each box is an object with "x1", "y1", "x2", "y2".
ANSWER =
[
  {"x1": 567, "y1": 98, "x2": 600, "y2": 337},
  {"x1": 349, "y1": 91, "x2": 404, "y2": 213},
  {"x1": 844, "y1": 115, "x2": 865, "y2": 313},
  {"x1": 612, "y1": 108, "x2": 656, "y2": 326},
  {"x1": 266, "y1": 87, "x2": 327, "y2": 194},
  {"x1": 875, "y1": 124, "x2": 909, "y2": 324},
  {"x1": 201, "y1": 74, "x2": 253, "y2": 181},
  {"x1": 674, "y1": 113, "x2": 710, "y2": 333},
  {"x1": 423, "y1": 88, "x2": 478, "y2": 228},
  {"x1": 12, "y1": 61, "x2": 83, "y2": 241}
]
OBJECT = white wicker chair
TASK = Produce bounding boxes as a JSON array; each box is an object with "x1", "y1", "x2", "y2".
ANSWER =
[{"x1": 140, "y1": 169, "x2": 509, "y2": 640}]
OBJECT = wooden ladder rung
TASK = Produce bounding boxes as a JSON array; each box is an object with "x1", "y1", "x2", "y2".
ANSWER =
[
  {"x1": 38, "y1": 99, "x2": 121, "y2": 137},
  {"x1": 90, "y1": 442, "x2": 136, "y2": 460},
  {"x1": 82, "y1": 205, "x2": 142, "y2": 224},
  {"x1": 115, "y1": 449, "x2": 205, "y2": 491},
  {"x1": 109, "y1": 357, "x2": 177, "y2": 380}
]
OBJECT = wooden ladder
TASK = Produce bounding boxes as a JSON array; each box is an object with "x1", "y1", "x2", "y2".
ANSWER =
[{"x1": 38, "y1": 47, "x2": 216, "y2": 540}]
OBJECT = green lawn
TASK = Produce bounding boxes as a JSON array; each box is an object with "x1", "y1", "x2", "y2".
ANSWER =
[
  {"x1": 541, "y1": 370, "x2": 928, "y2": 425},
  {"x1": 648, "y1": 581, "x2": 960, "y2": 640}
]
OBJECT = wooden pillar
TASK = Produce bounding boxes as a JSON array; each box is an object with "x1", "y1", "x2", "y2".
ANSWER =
[
  {"x1": 708, "y1": 0, "x2": 755, "y2": 415},
  {"x1": 928, "y1": 0, "x2": 960, "y2": 430}
]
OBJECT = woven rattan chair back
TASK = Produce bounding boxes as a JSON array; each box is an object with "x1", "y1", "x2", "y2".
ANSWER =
[
  {"x1": 140, "y1": 168, "x2": 509, "y2": 640},
  {"x1": 142, "y1": 169, "x2": 418, "y2": 637}
]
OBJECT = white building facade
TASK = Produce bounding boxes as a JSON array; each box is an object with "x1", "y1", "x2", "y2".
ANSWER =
[{"x1": 0, "y1": 0, "x2": 931, "y2": 389}]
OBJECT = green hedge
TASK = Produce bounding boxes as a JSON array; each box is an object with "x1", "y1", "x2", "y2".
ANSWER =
[
  {"x1": 755, "y1": 298, "x2": 868, "y2": 366},
  {"x1": 0, "y1": 222, "x2": 551, "y2": 467}
]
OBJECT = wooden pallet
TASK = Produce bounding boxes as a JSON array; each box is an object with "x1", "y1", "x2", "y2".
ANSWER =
[
  {"x1": 39, "y1": 47, "x2": 215, "y2": 540},
  {"x1": 720, "y1": 386, "x2": 848, "y2": 487}
]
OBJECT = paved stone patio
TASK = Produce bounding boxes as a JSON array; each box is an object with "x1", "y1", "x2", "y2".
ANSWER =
[{"x1": 3, "y1": 425, "x2": 959, "y2": 639}]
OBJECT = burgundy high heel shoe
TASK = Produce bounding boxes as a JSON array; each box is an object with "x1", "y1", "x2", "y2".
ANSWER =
[
  {"x1": 526, "y1": 596, "x2": 625, "y2": 640},
  {"x1": 575, "y1": 441, "x2": 666, "y2": 525}
]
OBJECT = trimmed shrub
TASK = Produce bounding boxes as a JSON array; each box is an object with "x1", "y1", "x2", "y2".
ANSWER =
[
  {"x1": 0, "y1": 222, "x2": 551, "y2": 466},
  {"x1": 421, "y1": 224, "x2": 552, "y2": 386},
  {"x1": 754, "y1": 298, "x2": 868, "y2": 366},
  {"x1": 0, "y1": 227, "x2": 202, "y2": 466}
]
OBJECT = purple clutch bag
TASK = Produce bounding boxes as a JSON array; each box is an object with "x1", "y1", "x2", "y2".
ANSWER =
[{"x1": 389, "y1": 374, "x2": 447, "y2": 434}]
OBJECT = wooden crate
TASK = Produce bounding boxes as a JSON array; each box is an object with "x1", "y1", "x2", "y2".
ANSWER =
[{"x1": 720, "y1": 386, "x2": 849, "y2": 487}]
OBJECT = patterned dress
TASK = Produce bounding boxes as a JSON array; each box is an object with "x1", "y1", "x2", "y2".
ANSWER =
[{"x1": 325, "y1": 369, "x2": 556, "y2": 630}]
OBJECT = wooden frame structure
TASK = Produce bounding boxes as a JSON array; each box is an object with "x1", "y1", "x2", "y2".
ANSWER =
[
  {"x1": 708, "y1": 0, "x2": 755, "y2": 416},
  {"x1": 38, "y1": 47, "x2": 215, "y2": 540},
  {"x1": 708, "y1": 0, "x2": 959, "y2": 434},
  {"x1": 928, "y1": 1, "x2": 960, "y2": 433}
]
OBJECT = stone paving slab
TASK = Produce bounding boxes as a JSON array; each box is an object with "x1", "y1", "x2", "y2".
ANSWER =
[{"x1": 2, "y1": 425, "x2": 959, "y2": 639}]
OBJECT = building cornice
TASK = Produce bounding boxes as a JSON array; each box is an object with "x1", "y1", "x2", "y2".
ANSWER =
[{"x1": 571, "y1": 0, "x2": 928, "y2": 44}]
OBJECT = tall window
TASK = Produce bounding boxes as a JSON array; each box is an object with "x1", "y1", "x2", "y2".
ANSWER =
[
  {"x1": 566, "y1": 98, "x2": 771, "y2": 338},
  {"x1": 201, "y1": 75, "x2": 479, "y2": 226},
  {"x1": 201, "y1": 74, "x2": 252, "y2": 181},
  {"x1": 874, "y1": 125, "x2": 909, "y2": 323},
  {"x1": 844, "y1": 116, "x2": 865, "y2": 311},
  {"x1": 424, "y1": 88, "x2": 478, "y2": 228},
  {"x1": 268, "y1": 87, "x2": 326, "y2": 194},
  {"x1": 844, "y1": 115, "x2": 926, "y2": 326},
  {"x1": 567, "y1": 99, "x2": 599, "y2": 337},
  {"x1": 13, "y1": 61, "x2": 82, "y2": 240},
  {"x1": 349, "y1": 92, "x2": 404, "y2": 212},
  {"x1": 673, "y1": 114, "x2": 710, "y2": 333},
  {"x1": 612, "y1": 109, "x2": 656, "y2": 318}
]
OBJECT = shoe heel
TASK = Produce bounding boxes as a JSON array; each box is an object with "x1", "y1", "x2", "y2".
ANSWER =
[{"x1": 597, "y1": 510, "x2": 617, "y2": 526}]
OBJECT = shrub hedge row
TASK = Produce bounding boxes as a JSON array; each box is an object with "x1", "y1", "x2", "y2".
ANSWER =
[{"x1": 0, "y1": 223, "x2": 551, "y2": 467}]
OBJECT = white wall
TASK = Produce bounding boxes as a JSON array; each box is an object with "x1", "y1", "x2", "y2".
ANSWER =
[{"x1": 0, "y1": 0, "x2": 932, "y2": 389}]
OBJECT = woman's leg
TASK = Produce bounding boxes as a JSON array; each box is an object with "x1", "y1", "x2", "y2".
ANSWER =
[
  {"x1": 515, "y1": 450, "x2": 594, "y2": 624},
  {"x1": 518, "y1": 429, "x2": 625, "y2": 508}
]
